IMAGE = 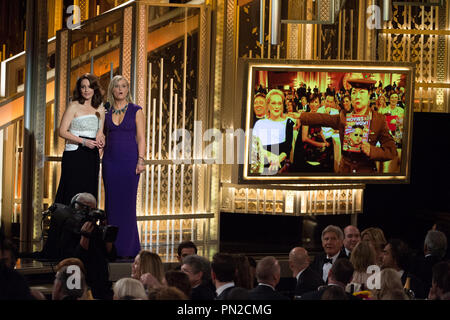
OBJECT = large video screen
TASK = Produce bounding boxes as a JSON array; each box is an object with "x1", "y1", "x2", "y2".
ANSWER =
[{"x1": 241, "y1": 59, "x2": 415, "y2": 183}]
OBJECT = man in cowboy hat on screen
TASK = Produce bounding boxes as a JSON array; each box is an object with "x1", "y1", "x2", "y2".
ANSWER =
[{"x1": 298, "y1": 75, "x2": 397, "y2": 173}]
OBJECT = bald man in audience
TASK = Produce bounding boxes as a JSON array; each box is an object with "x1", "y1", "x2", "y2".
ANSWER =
[
  {"x1": 248, "y1": 256, "x2": 289, "y2": 300},
  {"x1": 342, "y1": 225, "x2": 361, "y2": 258},
  {"x1": 289, "y1": 247, "x2": 324, "y2": 298}
]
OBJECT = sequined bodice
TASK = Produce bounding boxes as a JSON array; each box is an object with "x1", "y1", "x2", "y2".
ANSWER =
[{"x1": 65, "y1": 115, "x2": 99, "y2": 151}]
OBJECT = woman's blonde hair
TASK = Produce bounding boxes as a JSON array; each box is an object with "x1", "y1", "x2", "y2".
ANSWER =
[
  {"x1": 373, "y1": 268, "x2": 409, "y2": 300},
  {"x1": 265, "y1": 89, "x2": 285, "y2": 106},
  {"x1": 107, "y1": 75, "x2": 134, "y2": 106},
  {"x1": 350, "y1": 241, "x2": 377, "y2": 272},
  {"x1": 361, "y1": 227, "x2": 387, "y2": 252},
  {"x1": 113, "y1": 278, "x2": 147, "y2": 300},
  {"x1": 138, "y1": 250, "x2": 165, "y2": 282}
]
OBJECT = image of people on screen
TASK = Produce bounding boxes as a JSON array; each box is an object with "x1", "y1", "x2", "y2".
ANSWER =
[{"x1": 248, "y1": 71, "x2": 405, "y2": 175}]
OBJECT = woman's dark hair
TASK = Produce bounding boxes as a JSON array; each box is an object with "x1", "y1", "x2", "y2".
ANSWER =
[
  {"x1": 72, "y1": 73, "x2": 104, "y2": 108},
  {"x1": 165, "y1": 270, "x2": 192, "y2": 298}
]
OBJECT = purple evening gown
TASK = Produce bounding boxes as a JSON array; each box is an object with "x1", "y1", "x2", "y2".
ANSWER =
[{"x1": 103, "y1": 103, "x2": 142, "y2": 258}]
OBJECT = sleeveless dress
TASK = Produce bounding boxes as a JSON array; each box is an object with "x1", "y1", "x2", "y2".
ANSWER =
[
  {"x1": 55, "y1": 115, "x2": 100, "y2": 205},
  {"x1": 102, "y1": 103, "x2": 141, "y2": 258}
]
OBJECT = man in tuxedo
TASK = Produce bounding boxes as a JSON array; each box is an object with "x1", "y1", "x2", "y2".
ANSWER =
[
  {"x1": 300, "y1": 258, "x2": 360, "y2": 300},
  {"x1": 211, "y1": 253, "x2": 236, "y2": 300},
  {"x1": 311, "y1": 225, "x2": 348, "y2": 283},
  {"x1": 413, "y1": 230, "x2": 447, "y2": 292},
  {"x1": 181, "y1": 254, "x2": 215, "y2": 300},
  {"x1": 343, "y1": 225, "x2": 361, "y2": 258},
  {"x1": 249, "y1": 256, "x2": 289, "y2": 300},
  {"x1": 288, "y1": 247, "x2": 324, "y2": 298},
  {"x1": 381, "y1": 239, "x2": 427, "y2": 299}
]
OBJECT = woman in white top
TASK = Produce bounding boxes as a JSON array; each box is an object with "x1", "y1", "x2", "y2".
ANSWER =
[
  {"x1": 54, "y1": 73, "x2": 106, "y2": 205},
  {"x1": 251, "y1": 89, "x2": 295, "y2": 174}
]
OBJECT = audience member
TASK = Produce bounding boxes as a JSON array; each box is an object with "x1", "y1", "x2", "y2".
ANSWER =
[
  {"x1": 113, "y1": 278, "x2": 147, "y2": 300},
  {"x1": 181, "y1": 254, "x2": 215, "y2": 300},
  {"x1": 176, "y1": 241, "x2": 197, "y2": 264},
  {"x1": 132, "y1": 250, "x2": 165, "y2": 289},
  {"x1": 248, "y1": 256, "x2": 289, "y2": 300},
  {"x1": 288, "y1": 247, "x2": 323, "y2": 298},
  {"x1": 165, "y1": 270, "x2": 192, "y2": 298},
  {"x1": 55, "y1": 257, "x2": 93, "y2": 300},
  {"x1": 311, "y1": 225, "x2": 348, "y2": 283},
  {"x1": 343, "y1": 225, "x2": 361, "y2": 257},
  {"x1": 347, "y1": 240, "x2": 377, "y2": 293},
  {"x1": 0, "y1": 239, "x2": 18, "y2": 269},
  {"x1": 427, "y1": 261, "x2": 450, "y2": 300},
  {"x1": 381, "y1": 239, "x2": 426, "y2": 299},
  {"x1": 148, "y1": 286, "x2": 189, "y2": 300},
  {"x1": 361, "y1": 227, "x2": 387, "y2": 266},
  {"x1": 247, "y1": 256, "x2": 258, "y2": 287},
  {"x1": 0, "y1": 263, "x2": 35, "y2": 300},
  {"x1": 211, "y1": 253, "x2": 237, "y2": 300},
  {"x1": 321, "y1": 285, "x2": 348, "y2": 300},
  {"x1": 52, "y1": 265, "x2": 88, "y2": 300},
  {"x1": 372, "y1": 268, "x2": 409, "y2": 300},
  {"x1": 413, "y1": 230, "x2": 447, "y2": 292},
  {"x1": 301, "y1": 258, "x2": 360, "y2": 300},
  {"x1": 232, "y1": 254, "x2": 254, "y2": 289}
]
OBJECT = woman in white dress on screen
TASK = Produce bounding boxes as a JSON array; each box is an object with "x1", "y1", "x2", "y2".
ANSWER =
[
  {"x1": 251, "y1": 89, "x2": 295, "y2": 174},
  {"x1": 54, "y1": 73, "x2": 106, "y2": 205}
]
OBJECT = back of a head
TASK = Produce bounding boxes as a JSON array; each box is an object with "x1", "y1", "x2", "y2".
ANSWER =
[
  {"x1": 350, "y1": 241, "x2": 377, "y2": 273},
  {"x1": 425, "y1": 231, "x2": 448, "y2": 258},
  {"x1": 432, "y1": 261, "x2": 450, "y2": 293},
  {"x1": 289, "y1": 247, "x2": 309, "y2": 269},
  {"x1": 147, "y1": 286, "x2": 188, "y2": 300},
  {"x1": 113, "y1": 278, "x2": 147, "y2": 300},
  {"x1": 232, "y1": 254, "x2": 253, "y2": 289},
  {"x1": 139, "y1": 250, "x2": 165, "y2": 282},
  {"x1": 330, "y1": 258, "x2": 354, "y2": 285},
  {"x1": 0, "y1": 264, "x2": 34, "y2": 300},
  {"x1": 182, "y1": 254, "x2": 212, "y2": 281},
  {"x1": 212, "y1": 253, "x2": 236, "y2": 283},
  {"x1": 0, "y1": 239, "x2": 18, "y2": 269},
  {"x1": 379, "y1": 289, "x2": 409, "y2": 300},
  {"x1": 255, "y1": 256, "x2": 279, "y2": 284},
  {"x1": 321, "y1": 285, "x2": 348, "y2": 300},
  {"x1": 56, "y1": 258, "x2": 86, "y2": 275},
  {"x1": 56, "y1": 265, "x2": 87, "y2": 300},
  {"x1": 378, "y1": 268, "x2": 404, "y2": 296},
  {"x1": 165, "y1": 270, "x2": 192, "y2": 297}
]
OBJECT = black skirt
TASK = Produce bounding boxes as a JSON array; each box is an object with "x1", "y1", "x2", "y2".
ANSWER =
[{"x1": 54, "y1": 139, "x2": 100, "y2": 206}]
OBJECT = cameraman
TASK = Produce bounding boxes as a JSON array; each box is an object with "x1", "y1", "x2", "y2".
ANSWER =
[{"x1": 72, "y1": 193, "x2": 117, "y2": 300}]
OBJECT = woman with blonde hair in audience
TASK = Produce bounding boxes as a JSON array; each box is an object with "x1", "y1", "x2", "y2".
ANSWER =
[
  {"x1": 113, "y1": 278, "x2": 148, "y2": 300},
  {"x1": 347, "y1": 241, "x2": 377, "y2": 293},
  {"x1": 372, "y1": 268, "x2": 409, "y2": 300},
  {"x1": 361, "y1": 227, "x2": 387, "y2": 266},
  {"x1": 131, "y1": 250, "x2": 166, "y2": 289}
]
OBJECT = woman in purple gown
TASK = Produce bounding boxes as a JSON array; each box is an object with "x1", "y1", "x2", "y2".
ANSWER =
[{"x1": 103, "y1": 75, "x2": 146, "y2": 258}]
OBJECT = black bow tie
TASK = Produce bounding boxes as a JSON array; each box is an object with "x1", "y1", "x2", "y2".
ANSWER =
[{"x1": 324, "y1": 258, "x2": 333, "y2": 264}]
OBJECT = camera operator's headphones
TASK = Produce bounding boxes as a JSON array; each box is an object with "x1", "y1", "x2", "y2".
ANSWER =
[{"x1": 70, "y1": 193, "x2": 90, "y2": 212}]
